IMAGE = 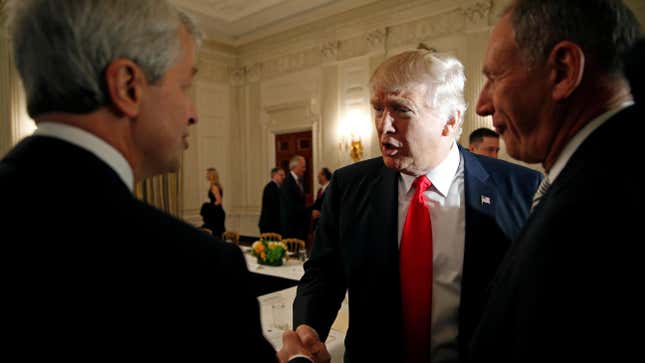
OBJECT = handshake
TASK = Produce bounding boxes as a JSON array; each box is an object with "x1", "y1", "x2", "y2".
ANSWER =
[{"x1": 277, "y1": 325, "x2": 331, "y2": 363}]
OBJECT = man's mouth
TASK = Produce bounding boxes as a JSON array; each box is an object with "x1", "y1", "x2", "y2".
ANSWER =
[{"x1": 381, "y1": 139, "x2": 401, "y2": 156}]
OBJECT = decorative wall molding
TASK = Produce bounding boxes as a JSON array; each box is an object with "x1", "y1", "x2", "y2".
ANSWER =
[
  {"x1": 230, "y1": 67, "x2": 246, "y2": 86},
  {"x1": 461, "y1": 0, "x2": 493, "y2": 32},
  {"x1": 228, "y1": 1, "x2": 496, "y2": 80},
  {"x1": 246, "y1": 63, "x2": 263, "y2": 83},
  {"x1": 261, "y1": 47, "x2": 320, "y2": 80},
  {"x1": 365, "y1": 28, "x2": 387, "y2": 53},
  {"x1": 321, "y1": 41, "x2": 339, "y2": 64}
]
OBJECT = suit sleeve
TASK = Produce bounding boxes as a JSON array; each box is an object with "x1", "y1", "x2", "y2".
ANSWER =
[
  {"x1": 292, "y1": 174, "x2": 346, "y2": 340},
  {"x1": 215, "y1": 242, "x2": 278, "y2": 362}
]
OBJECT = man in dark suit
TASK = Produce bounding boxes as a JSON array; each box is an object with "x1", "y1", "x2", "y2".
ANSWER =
[
  {"x1": 470, "y1": 1, "x2": 641, "y2": 362},
  {"x1": 0, "y1": 1, "x2": 326, "y2": 361},
  {"x1": 259, "y1": 167, "x2": 286, "y2": 234},
  {"x1": 281, "y1": 155, "x2": 309, "y2": 240},
  {"x1": 293, "y1": 49, "x2": 542, "y2": 362},
  {"x1": 310, "y1": 167, "x2": 332, "y2": 231}
]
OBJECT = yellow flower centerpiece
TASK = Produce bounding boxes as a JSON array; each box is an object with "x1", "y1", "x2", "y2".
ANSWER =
[{"x1": 251, "y1": 240, "x2": 288, "y2": 266}]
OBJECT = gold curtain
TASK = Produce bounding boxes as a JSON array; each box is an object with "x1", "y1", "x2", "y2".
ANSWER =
[{"x1": 135, "y1": 168, "x2": 183, "y2": 218}]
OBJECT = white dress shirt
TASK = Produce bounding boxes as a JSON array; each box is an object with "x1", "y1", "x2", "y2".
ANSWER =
[
  {"x1": 34, "y1": 122, "x2": 134, "y2": 191},
  {"x1": 398, "y1": 142, "x2": 465, "y2": 363}
]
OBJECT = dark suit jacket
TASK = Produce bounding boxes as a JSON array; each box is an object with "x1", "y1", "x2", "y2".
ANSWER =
[
  {"x1": 280, "y1": 172, "x2": 308, "y2": 240},
  {"x1": 0, "y1": 136, "x2": 283, "y2": 361},
  {"x1": 259, "y1": 180, "x2": 282, "y2": 234},
  {"x1": 468, "y1": 106, "x2": 643, "y2": 363},
  {"x1": 293, "y1": 147, "x2": 542, "y2": 362}
]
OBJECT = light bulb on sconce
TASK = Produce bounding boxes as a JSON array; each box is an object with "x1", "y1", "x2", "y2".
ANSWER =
[{"x1": 338, "y1": 108, "x2": 370, "y2": 163}]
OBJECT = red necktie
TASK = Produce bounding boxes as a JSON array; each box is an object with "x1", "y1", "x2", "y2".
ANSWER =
[
  {"x1": 400, "y1": 175, "x2": 433, "y2": 363},
  {"x1": 317, "y1": 188, "x2": 323, "y2": 200}
]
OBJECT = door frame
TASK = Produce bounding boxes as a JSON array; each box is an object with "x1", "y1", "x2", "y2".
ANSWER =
[{"x1": 262, "y1": 100, "x2": 321, "y2": 193}]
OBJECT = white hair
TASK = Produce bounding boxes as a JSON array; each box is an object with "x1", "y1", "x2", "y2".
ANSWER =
[
  {"x1": 289, "y1": 155, "x2": 305, "y2": 170},
  {"x1": 370, "y1": 50, "x2": 467, "y2": 139},
  {"x1": 8, "y1": 0, "x2": 203, "y2": 118}
]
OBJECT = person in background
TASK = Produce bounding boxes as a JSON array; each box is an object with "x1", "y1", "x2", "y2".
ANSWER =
[
  {"x1": 310, "y1": 167, "x2": 332, "y2": 231},
  {"x1": 468, "y1": 127, "x2": 500, "y2": 158},
  {"x1": 0, "y1": 0, "x2": 327, "y2": 361},
  {"x1": 200, "y1": 167, "x2": 225, "y2": 237},
  {"x1": 293, "y1": 49, "x2": 542, "y2": 363},
  {"x1": 469, "y1": 1, "x2": 641, "y2": 362},
  {"x1": 259, "y1": 167, "x2": 286, "y2": 234},
  {"x1": 280, "y1": 155, "x2": 309, "y2": 240}
]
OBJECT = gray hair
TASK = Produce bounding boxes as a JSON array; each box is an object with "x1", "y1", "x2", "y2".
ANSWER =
[
  {"x1": 8, "y1": 0, "x2": 203, "y2": 118},
  {"x1": 370, "y1": 50, "x2": 467, "y2": 137},
  {"x1": 289, "y1": 155, "x2": 305, "y2": 170},
  {"x1": 505, "y1": 0, "x2": 640, "y2": 74}
]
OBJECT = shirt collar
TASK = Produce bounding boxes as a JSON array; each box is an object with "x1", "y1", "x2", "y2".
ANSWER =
[
  {"x1": 34, "y1": 122, "x2": 134, "y2": 191},
  {"x1": 400, "y1": 141, "x2": 461, "y2": 197},
  {"x1": 290, "y1": 170, "x2": 299, "y2": 181},
  {"x1": 548, "y1": 101, "x2": 633, "y2": 183}
]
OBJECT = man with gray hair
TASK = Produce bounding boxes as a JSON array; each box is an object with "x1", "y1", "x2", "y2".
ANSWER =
[
  {"x1": 281, "y1": 155, "x2": 309, "y2": 240},
  {"x1": 470, "y1": 1, "x2": 641, "y2": 362},
  {"x1": 293, "y1": 49, "x2": 541, "y2": 362},
  {"x1": 0, "y1": 1, "x2": 326, "y2": 361}
]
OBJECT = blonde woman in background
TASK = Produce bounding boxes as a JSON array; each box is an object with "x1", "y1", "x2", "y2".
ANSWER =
[{"x1": 200, "y1": 167, "x2": 225, "y2": 237}]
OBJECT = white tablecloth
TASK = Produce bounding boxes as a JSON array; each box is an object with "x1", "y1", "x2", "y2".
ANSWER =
[
  {"x1": 259, "y1": 286, "x2": 347, "y2": 362},
  {"x1": 240, "y1": 245, "x2": 305, "y2": 281}
]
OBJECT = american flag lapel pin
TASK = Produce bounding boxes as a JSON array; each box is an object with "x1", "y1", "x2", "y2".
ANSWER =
[{"x1": 481, "y1": 195, "x2": 491, "y2": 206}]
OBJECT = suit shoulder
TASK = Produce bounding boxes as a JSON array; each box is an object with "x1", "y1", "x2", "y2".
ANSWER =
[
  {"x1": 333, "y1": 157, "x2": 385, "y2": 180},
  {"x1": 476, "y1": 154, "x2": 542, "y2": 180},
  {"x1": 127, "y1": 199, "x2": 239, "y2": 256}
]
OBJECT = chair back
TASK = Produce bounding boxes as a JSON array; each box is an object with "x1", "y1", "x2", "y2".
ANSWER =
[
  {"x1": 221, "y1": 230, "x2": 240, "y2": 244},
  {"x1": 260, "y1": 232, "x2": 282, "y2": 241},
  {"x1": 282, "y1": 238, "x2": 305, "y2": 258}
]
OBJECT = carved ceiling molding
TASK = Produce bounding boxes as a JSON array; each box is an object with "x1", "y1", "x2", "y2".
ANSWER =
[
  {"x1": 460, "y1": 0, "x2": 493, "y2": 32},
  {"x1": 229, "y1": 0, "x2": 494, "y2": 81},
  {"x1": 320, "y1": 41, "x2": 339, "y2": 64},
  {"x1": 229, "y1": 67, "x2": 246, "y2": 87}
]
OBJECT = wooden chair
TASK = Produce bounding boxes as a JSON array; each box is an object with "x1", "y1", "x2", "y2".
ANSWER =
[
  {"x1": 260, "y1": 232, "x2": 282, "y2": 241},
  {"x1": 282, "y1": 238, "x2": 305, "y2": 259},
  {"x1": 221, "y1": 230, "x2": 240, "y2": 244}
]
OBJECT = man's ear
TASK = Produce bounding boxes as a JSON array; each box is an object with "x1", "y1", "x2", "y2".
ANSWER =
[
  {"x1": 442, "y1": 111, "x2": 460, "y2": 136},
  {"x1": 104, "y1": 59, "x2": 145, "y2": 118},
  {"x1": 548, "y1": 41, "x2": 585, "y2": 101}
]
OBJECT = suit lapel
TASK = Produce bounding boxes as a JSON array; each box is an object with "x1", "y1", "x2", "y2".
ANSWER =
[{"x1": 461, "y1": 147, "x2": 496, "y2": 224}]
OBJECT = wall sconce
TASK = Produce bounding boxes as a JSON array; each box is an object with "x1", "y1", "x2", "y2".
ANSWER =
[{"x1": 338, "y1": 108, "x2": 370, "y2": 163}]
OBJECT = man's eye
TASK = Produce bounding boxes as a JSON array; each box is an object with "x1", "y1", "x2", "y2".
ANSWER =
[{"x1": 396, "y1": 107, "x2": 412, "y2": 116}]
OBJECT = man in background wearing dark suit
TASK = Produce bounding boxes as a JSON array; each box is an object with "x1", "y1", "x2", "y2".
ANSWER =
[
  {"x1": 293, "y1": 49, "x2": 542, "y2": 362},
  {"x1": 281, "y1": 155, "x2": 309, "y2": 240},
  {"x1": 259, "y1": 167, "x2": 286, "y2": 234},
  {"x1": 0, "y1": 1, "x2": 326, "y2": 361},
  {"x1": 469, "y1": 1, "x2": 641, "y2": 362},
  {"x1": 310, "y1": 167, "x2": 332, "y2": 232}
]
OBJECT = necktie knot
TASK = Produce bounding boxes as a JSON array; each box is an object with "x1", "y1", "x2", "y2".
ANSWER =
[{"x1": 412, "y1": 175, "x2": 431, "y2": 200}]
